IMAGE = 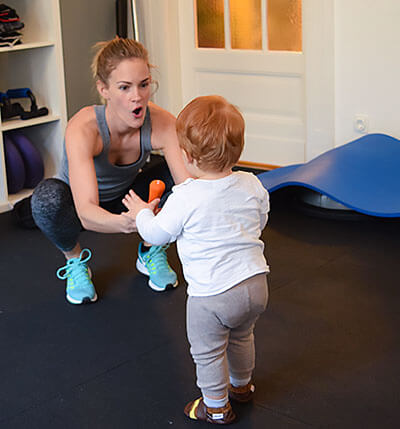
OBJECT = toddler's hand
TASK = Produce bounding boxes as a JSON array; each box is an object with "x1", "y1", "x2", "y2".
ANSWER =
[{"x1": 122, "y1": 189, "x2": 160, "y2": 218}]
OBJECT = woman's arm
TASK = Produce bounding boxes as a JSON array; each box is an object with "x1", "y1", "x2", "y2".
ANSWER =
[
  {"x1": 149, "y1": 103, "x2": 192, "y2": 185},
  {"x1": 65, "y1": 108, "x2": 136, "y2": 234}
]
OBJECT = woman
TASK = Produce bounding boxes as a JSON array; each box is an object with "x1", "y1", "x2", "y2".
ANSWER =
[{"x1": 31, "y1": 37, "x2": 190, "y2": 304}]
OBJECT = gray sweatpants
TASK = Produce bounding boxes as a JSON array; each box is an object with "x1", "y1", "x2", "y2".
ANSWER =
[{"x1": 186, "y1": 273, "x2": 268, "y2": 399}]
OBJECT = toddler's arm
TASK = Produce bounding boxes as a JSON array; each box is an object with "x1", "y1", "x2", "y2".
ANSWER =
[
  {"x1": 136, "y1": 209, "x2": 174, "y2": 245},
  {"x1": 122, "y1": 189, "x2": 159, "y2": 219},
  {"x1": 260, "y1": 212, "x2": 268, "y2": 230},
  {"x1": 122, "y1": 190, "x2": 174, "y2": 246}
]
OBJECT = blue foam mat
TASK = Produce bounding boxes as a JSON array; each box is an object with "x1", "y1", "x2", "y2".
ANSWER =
[{"x1": 257, "y1": 133, "x2": 400, "y2": 217}]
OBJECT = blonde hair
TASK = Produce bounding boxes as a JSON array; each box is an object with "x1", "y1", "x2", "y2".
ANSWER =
[
  {"x1": 91, "y1": 36, "x2": 153, "y2": 85},
  {"x1": 176, "y1": 95, "x2": 245, "y2": 172}
]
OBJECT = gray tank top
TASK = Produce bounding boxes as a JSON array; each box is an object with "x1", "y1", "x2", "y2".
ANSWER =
[{"x1": 57, "y1": 104, "x2": 153, "y2": 202}]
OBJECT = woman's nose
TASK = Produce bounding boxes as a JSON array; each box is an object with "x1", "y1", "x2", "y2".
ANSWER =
[{"x1": 130, "y1": 86, "x2": 141, "y2": 101}]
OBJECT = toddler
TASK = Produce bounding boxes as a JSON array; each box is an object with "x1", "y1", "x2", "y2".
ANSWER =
[{"x1": 123, "y1": 95, "x2": 270, "y2": 425}]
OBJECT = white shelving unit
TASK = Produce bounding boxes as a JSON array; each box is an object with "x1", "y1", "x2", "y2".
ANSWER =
[{"x1": 0, "y1": 0, "x2": 67, "y2": 212}]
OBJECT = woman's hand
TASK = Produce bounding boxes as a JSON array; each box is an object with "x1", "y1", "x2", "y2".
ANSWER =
[
  {"x1": 119, "y1": 212, "x2": 138, "y2": 233},
  {"x1": 122, "y1": 189, "x2": 160, "y2": 219}
]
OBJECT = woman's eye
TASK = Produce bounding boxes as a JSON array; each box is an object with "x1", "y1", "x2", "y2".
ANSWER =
[
  {"x1": 141, "y1": 82, "x2": 149, "y2": 88},
  {"x1": 119, "y1": 85, "x2": 128, "y2": 91}
]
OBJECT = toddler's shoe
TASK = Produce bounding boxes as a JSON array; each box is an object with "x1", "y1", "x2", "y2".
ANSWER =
[
  {"x1": 136, "y1": 243, "x2": 178, "y2": 291},
  {"x1": 184, "y1": 397, "x2": 236, "y2": 425},
  {"x1": 56, "y1": 248, "x2": 98, "y2": 304},
  {"x1": 228, "y1": 382, "x2": 255, "y2": 403}
]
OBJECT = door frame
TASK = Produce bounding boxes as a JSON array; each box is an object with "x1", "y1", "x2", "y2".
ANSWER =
[
  {"x1": 138, "y1": 0, "x2": 335, "y2": 165},
  {"x1": 303, "y1": 0, "x2": 335, "y2": 161}
]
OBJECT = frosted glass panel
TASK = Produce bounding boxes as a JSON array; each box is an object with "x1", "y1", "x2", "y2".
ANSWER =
[
  {"x1": 230, "y1": 0, "x2": 262, "y2": 50},
  {"x1": 268, "y1": 0, "x2": 302, "y2": 52},
  {"x1": 196, "y1": 0, "x2": 225, "y2": 48}
]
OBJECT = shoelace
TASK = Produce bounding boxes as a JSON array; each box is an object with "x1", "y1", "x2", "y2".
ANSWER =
[
  {"x1": 56, "y1": 248, "x2": 92, "y2": 282},
  {"x1": 143, "y1": 245, "x2": 171, "y2": 273}
]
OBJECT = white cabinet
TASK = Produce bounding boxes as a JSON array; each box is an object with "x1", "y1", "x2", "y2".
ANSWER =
[{"x1": 0, "y1": 0, "x2": 67, "y2": 212}]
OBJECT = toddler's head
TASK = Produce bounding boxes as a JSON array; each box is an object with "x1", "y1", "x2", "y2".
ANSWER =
[{"x1": 176, "y1": 95, "x2": 244, "y2": 173}]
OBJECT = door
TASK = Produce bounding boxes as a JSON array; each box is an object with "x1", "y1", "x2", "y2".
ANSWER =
[{"x1": 178, "y1": 0, "x2": 305, "y2": 166}]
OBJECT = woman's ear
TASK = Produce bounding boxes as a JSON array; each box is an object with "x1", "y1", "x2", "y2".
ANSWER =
[{"x1": 96, "y1": 79, "x2": 109, "y2": 100}]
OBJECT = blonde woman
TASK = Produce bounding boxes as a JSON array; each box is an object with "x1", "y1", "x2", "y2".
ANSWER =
[{"x1": 31, "y1": 37, "x2": 190, "y2": 304}]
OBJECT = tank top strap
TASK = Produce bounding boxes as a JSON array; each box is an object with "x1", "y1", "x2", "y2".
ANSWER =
[
  {"x1": 140, "y1": 108, "x2": 153, "y2": 152},
  {"x1": 94, "y1": 104, "x2": 111, "y2": 149}
]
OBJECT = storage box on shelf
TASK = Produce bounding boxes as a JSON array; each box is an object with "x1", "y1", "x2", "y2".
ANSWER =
[{"x1": 0, "y1": 0, "x2": 67, "y2": 213}]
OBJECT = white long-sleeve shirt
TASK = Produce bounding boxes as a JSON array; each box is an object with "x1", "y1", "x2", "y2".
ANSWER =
[{"x1": 136, "y1": 171, "x2": 270, "y2": 297}]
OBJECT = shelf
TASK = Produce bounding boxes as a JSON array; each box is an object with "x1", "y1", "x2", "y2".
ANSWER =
[
  {"x1": 0, "y1": 188, "x2": 33, "y2": 213},
  {"x1": 0, "y1": 41, "x2": 55, "y2": 53},
  {"x1": 7, "y1": 188, "x2": 33, "y2": 207},
  {"x1": 0, "y1": 0, "x2": 67, "y2": 214},
  {"x1": 0, "y1": 200, "x2": 11, "y2": 213},
  {"x1": 0, "y1": 115, "x2": 60, "y2": 132}
]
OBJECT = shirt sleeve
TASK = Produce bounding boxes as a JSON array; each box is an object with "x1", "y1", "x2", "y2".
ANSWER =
[
  {"x1": 253, "y1": 174, "x2": 270, "y2": 230},
  {"x1": 136, "y1": 209, "x2": 175, "y2": 246},
  {"x1": 153, "y1": 187, "x2": 187, "y2": 237}
]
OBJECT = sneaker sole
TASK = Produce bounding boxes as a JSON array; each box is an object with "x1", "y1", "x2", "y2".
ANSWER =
[
  {"x1": 136, "y1": 258, "x2": 178, "y2": 292},
  {"x1": 65, "y1": 267, "x2": 98, "y2": 304},
  {"x1": 66, "y1": 292, "x2": 98, "y2": 305}
]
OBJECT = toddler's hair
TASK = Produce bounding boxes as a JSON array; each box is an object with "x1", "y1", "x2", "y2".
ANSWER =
[
  {"x1": 176, "y1": 95, "x2": 245, "y2": 172},
  {"x1": 91, "y1": 36, "x2": 153, "y2": 85}
]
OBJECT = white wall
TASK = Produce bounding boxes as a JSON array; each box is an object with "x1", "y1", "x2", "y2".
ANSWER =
[
  {"x1": 334, "y1": 0, "x2": 400, "y2": 146},
  {"x1": 136, "y1": 0, "x2": 183, "y2": 117},
  {"x1": 140, "y1": 0, "x2": 400, "y2": 163},
  {"x1": 60, "y1": 0, "x2": 116, "y2": 118}
]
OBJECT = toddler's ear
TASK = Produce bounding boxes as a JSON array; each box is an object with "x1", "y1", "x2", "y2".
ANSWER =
[{"x1": 182, "y1": 148, "x2": 193, "y2": 164}]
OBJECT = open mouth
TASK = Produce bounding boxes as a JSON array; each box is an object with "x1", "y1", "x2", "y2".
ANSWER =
[{"x1": 132, "y1": 107, "x2": 143, "y2": 118}]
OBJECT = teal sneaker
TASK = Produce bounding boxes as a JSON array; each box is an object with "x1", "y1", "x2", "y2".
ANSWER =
[
  {"x1": 136, "y1": 243, "x2": 178, "y2": 292},
  {"x1": 56, "y1": 248, "x2": 98, "y2": 304}
]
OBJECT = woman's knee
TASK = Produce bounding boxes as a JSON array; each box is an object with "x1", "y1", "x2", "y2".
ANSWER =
[
  {"x1": 31, "y1": 178, "x2": 72, "y2": 215},
  {"x1": 31, "y1": 179, "x2": 77, "y2": 231}
]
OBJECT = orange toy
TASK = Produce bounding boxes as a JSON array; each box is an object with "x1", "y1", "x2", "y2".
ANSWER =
[{"x1": 148, "y1": 179, "x2": 165, "y2": 211}]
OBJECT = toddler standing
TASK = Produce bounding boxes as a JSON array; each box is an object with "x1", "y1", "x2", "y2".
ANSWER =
[{"x1": 123, "y1": 95, "x2": 270, "y2": 425}]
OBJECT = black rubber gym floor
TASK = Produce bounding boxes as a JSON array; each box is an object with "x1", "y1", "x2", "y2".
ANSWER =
[{"x1": 0, "y1": 188, "x2": 399, "y2": 428}]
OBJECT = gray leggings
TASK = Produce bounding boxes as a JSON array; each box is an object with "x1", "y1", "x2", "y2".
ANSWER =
[
  {"x1": 30, "y1": 178, "x2": 128, "y2": 252},
  {"x1": 31, "y1": 178, "x2": 84, "y2": 252},
  {"x1": 186, "y1": 273, "x2": 268, "y2": 399}
]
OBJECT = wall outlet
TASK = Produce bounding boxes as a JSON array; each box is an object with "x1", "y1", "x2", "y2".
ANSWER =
[{"x1": 354, "y1": 114, "x2": 369, "y2": 134}]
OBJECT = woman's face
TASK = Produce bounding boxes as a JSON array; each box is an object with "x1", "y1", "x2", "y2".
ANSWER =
[{"x1": 98, "y1": 57, "x2": 152, "y2": 128}]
